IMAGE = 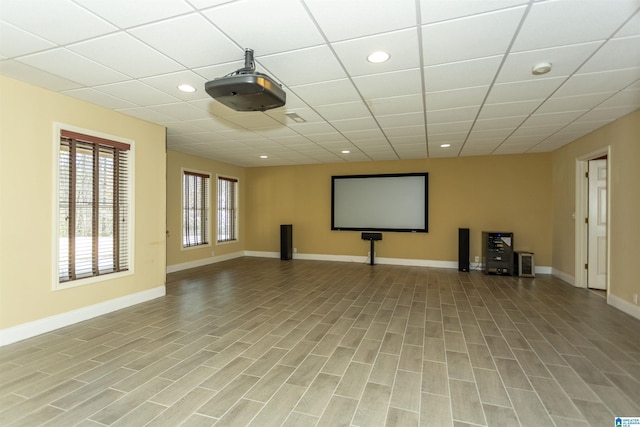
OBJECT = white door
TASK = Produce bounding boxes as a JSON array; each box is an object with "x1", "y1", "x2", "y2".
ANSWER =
[{"x1": 588, "y1": 159, "x2": 607, "y2": 290}]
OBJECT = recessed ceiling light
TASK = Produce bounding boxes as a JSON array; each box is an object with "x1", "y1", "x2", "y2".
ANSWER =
[
  {"x1": 532, "y1": 62, "x2": 552, "y2": 75},
  {"x1": 260, "y1": 155, "x2": 268, "y2": 159},
  {"x1": 440, "y1": 143, "x2": 451, "y2": 148},
  {"x1": 341, "y1": 150, "x2": 350, "y2": 154},
  {"x1": 367, "y1": 51, "x2": 390, "y2": 63},
  {"x1": 178, "y1": 84, "x2": 196, "y2": 93}
]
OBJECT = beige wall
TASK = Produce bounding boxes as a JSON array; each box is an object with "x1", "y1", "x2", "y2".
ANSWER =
[
  {"x1": 166, "y1": 150, "x2": 246, "y2": 267},
  {"x1": 552, "y1": 109, "x2": 640, "y2": 305},
  {"x1": 0, "y1": 76, "x2": 166, "y2": 330},
  {"x1": 245, "y1": 154, "x2": 553, "y2": 266}
]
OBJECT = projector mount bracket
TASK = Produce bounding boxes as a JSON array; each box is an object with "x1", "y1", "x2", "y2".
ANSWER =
[{"x1": 225, "y1": 48, "x2": 257, "y2": 77}]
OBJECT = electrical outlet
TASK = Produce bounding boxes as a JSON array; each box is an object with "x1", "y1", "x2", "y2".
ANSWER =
[
  {"x1": 294, "y1": 248, "x2": 297, "y2": 253},
  {"x1": 211, "y1": 250, "x2": 215, "y2": 257},
  {"x1": 474, "y1": 256, "x2": 479, "y2": 263},
  {"x1": 634, "y1": 293, "x2": 638, "y2": 305}
]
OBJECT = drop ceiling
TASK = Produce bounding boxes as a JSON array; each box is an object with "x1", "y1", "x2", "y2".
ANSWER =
[{"x1": 1, "y1": 0, "x2": 639, "y2": 167}]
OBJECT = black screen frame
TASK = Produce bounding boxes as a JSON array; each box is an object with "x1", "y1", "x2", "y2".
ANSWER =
[{"x1": 331, "y1": 172, "x2": 429, "y2": 233}]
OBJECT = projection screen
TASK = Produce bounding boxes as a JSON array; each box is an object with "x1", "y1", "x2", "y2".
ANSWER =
[{"x1": 331, "y1": 173, "x2": 428, "y2": 232}]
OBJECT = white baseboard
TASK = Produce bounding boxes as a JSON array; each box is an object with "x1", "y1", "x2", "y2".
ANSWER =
[
  {"x1": 608, "y1": 293, "x2": 640, "y2": 321},
  {"x1": 0, "y1": 286, "x2": 165, "y2": 347},
  {"x1": 552, "y1": 268, "x2": 575, "y2": 286},
  {"x1": 536, "y1": 266, "x2": 552, "y2": 275},
  {"x1": 244, "y1": 251, "x2": 556, "y2": 272},
  {"x1": 166, "y1": 251, "x2": 245, "y2": 273}
]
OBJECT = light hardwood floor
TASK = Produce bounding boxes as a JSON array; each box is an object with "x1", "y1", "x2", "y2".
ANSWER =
[{"x1": 1, "y1": 257, "x2": 639, "y2": 426}]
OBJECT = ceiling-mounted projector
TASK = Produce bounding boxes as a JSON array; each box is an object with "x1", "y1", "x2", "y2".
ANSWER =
[{"x1": 205, "y1": 48, "x2": 286, "y2": 112}]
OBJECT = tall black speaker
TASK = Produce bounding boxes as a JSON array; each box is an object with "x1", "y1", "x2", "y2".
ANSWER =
[
  {"x1": 280, "y1": 224, "x2": 293, "y2": 260},
  {"x1": 458, "y1": 228, "x2": 470, "y2": 272}
]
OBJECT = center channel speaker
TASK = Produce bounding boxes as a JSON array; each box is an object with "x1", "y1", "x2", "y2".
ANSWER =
[{"x1": 458, "y1": 228, "x2": 470, "y2": 272}]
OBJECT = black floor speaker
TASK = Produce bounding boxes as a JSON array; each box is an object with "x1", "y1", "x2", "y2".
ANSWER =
[
  {"x1": 280, "y1": 224, "x2": 293, "y2": 260},
  {"x1": 458, "y1": 228, "x2": 470, "y2": 272}
]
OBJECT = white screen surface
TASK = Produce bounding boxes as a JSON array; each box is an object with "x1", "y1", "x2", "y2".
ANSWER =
[{"x1": 332, "y1": 173, "x2": 428, "y2": 232}]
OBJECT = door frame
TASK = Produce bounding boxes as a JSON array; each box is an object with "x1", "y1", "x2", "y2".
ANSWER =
[{"x1": 574, "y1": 146, "x2": 611, "y2": 291}]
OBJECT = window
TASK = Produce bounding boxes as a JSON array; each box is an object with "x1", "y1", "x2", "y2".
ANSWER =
[
  {"x1": 183, "y1": 171, "x2": 210, "y2": 247},
  {"x1": 58, "y1": 130, "x2": 131, "y2": 284},
  {"x1": 217, "y1": 176, "x2": 238, "y2": 242}
]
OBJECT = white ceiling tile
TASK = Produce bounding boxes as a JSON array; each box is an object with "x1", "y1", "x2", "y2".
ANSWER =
[
  {"x1": 330, "y1": 117, "x2": 378, "y2": 132},
  {"x1": 522, "y1": 110, "x2": 587, "y2": 128},
  {"x1": 69, "y1": 33, "x2": 184, "y2": 78},
  {"x1": 0, "y1": 60, "x2": 82, "y2": 91},
  {"x1": 575, "y1": 105, "x2": 640, "y2": 123},
  {"x1": 466, "y1": 128, "x2": 513, "y2": 142},
  {"x1": 536, "y1": 92, "x2": 614, "y2": 114},
  {"x1": 115, "y1": 107, "x2": 174, "y2": 123},
  {"x1": 342, "y1": 129, "x2": 387, "y2": 141},
  {"x1": 421, "y1": 7, "x2": 526, "y2": 66},
  {"x1": 165, "y1": 121, "x2": 210, "y2": 135},
  {"x1": 389, "y1": 135, "x2": 427, "y2": 146},
  {"x1": 426, "y1": 86, "x2": 488, "y2": 110},
  {"x1": 290, "y1": 79, "x2": 361, "y2": 106},
  {"x1": 424, "y1": 56, "x2": 503, "y2": 92},
  {"x1": 420, "y1": 0, "x2": 528, "y2": 24},
  {"x1": 96, "y1": 80, "x2": 181, "y2": 105},
  {"x1": 130, "y1": 13, "x2": 241, "y2": 69},
  {"x1": 0, "y1": 0, "x2": 116, "y2": 44},
  {"x1": 287, "y1": 122, "x2": 336, "y2": 134},
  {"x1": 0, "y1": 21, "x2": 56, "y2": 58},
  {"x1": 253, "y1": 126, "x2": 303, "y2": 141},
  {"x1": 427, "y1": 132, "x2": 468, "y2": 143},
  {"x1": 496, "y1": 42, "x2": 602, "y2": 84},
  {"x1": 383, "y1": 126, "x2": 426, "y2": 138},
  {"x1": 368, "y1": 94, "x2": 424, "y2": 115},
  {"x1": 615, "y1": 9, "x2": 640, "y2": 37},
  {"x1": 62, "y1": 88, "x2": 137, "y2": 109},
  {"x1": 512, "y1": 0, "x2": 640, "y2": 51},
  {"x1": 460, "y1": 145, "x2": 499, "y2": 156},
  {"x1": 377, "y1": 112, "x2": 425, "y2": 128},
  {"x1": 578, "y1": 36, "x2": 640, "y2": 74},
  {"x1": 485, "y1": 76, "x2": 566, "y2": 104},
  {"x1": 597, "y1": 88, "x2": 640, "y2": 109},
  {"x1": 314, "y1": 101, "x2": 372, "y2": 121},
  {"x1": 352, "y1": 68, "x2": 422, "y2": 100},
  {"x1": 304, "y1": 0, "x2": 417, "y2": 42},
  {"x1": 75, "y1": 0, "x2": 195, "y2": 28},
  {"x1": 332, "y1": 28, "x2": 420, "y2": 77},
  {"x1": 193, "y1": 60, "x2": 246, "y2": 81},
  {"x1": 185, "y1": 117, "x2": 243, "y2": 132},
  {"x1": 224, "y1": 113, "x2": 286, "y2": 130},
  {"x1": 258, "y1": 46, "x2": 346, "y2": 86},
  {"x1": 267, "y1": 107, "x2": 326, "y2": 125},
  {"x1": 149, "y1": 102, "x2": 214, "y2": 121},
  {"x1": 355, "y1": 139, "x2": 395, "y2": 149},
  {"x1": 17, "y1": 48, "x2": 129, "y2": 86},
  {"x1": 427, "y1": 106, "x2": 480, "y2": 124},
  {"x1": 555, "y1": 68, "x2": 640, "y2": 97},
  {"x1": 473, "y1": 115, "x2": 525, "y2": 131},
  {"x1": 427, "y1": 121, "x2": 473, "y2": 134},
  {"x1": 511, "y1": 124, "x2": 566, "y2": 138},
  {"x1": 140, "y1": 71, "x2": 209, "y2": 101},
  {"x1": 202, "y1": 0, "x2": 324, "y2": 55},
  {"x1": 305, "y1": 133, "x2": 349, "y2": 143},
  {"x1": 477, "y1": 99, "x2": 542, "y2": 119}
]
